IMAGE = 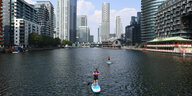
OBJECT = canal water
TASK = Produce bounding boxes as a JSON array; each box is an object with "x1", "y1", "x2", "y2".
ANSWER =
[{"x1": 0, "y1": 48, "x2": 191, "y2": 96}]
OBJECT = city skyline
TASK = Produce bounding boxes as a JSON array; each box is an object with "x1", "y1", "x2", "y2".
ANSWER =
[
  {"x1": 25, "y1": 0, "x2": 141, "y2": 42},
  {"x1": 0, "y1": 1, "x2": 192, "y2": 95}
]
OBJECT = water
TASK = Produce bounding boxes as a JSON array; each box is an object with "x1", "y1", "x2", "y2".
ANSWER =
[{"x1": 0, "y1": 48, "x2": 192, "y2": 96}]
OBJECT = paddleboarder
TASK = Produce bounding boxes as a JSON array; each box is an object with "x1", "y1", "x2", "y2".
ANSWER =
[
  {"x1": 93, "y1": 68, "x2": 99, "y2": 85},
  {"x1": 108, "y1": 56, "x2": 110, "y2": 61}
]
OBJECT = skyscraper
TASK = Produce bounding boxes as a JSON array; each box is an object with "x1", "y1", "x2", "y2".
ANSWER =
[
  {"x1": 137, "y1": 12, "x2": 141, "y2": 25},
  {"x1": 101, "y1": 2, "x2": 110, "y2": 41},
  {"x1": 57, "y1": 0, "x2": 70, "y2": 41},
  {"x1": 125, "y1": 12, "x2": 141, "y2": 46},
  {"x1": 77, "y1": 26, "x2": 90, "y2": 43},
  {"x1": 141, "y1": 0, "x2": 165, "y2": 43},
  {"x1": 2, "y1": 0, "x2": 12, "y2": 45},
  {"x1": 130, "y1": 16, "x2": 137, "y2": 25},
  {"x1": 36, "y1": 1, "x2": 54, "y2": 37},
  {"x1": 98, "y1": 24, "x2": 102, "y2": 43},
  {"x1": 34, "y1": 3, "x2": 49, "y2": 36},
  {"x1": 56, "y1": 0, "x2": 77, "y2": 42},
  {"x1": 0, "y1": 0, "x2": 3, "y2": 46},
  {"x1": 77, "y1": 15, "x2": 87, "y2": 27},
  {"x1": 76, "y1": 15, "x2": 90, "y2": 43},
  {"x1": 116, "y1": 16, "x2": 122, "y2": 39},
  {"x1": 70, "y1": 0, "x2": 77, "y2": 43}
]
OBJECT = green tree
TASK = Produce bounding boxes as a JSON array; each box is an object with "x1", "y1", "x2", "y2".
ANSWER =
[
  {"x1": 135, "y1": 43, "x2": 139, "y2": 48},
  {"x1": 29, "y1": 32, "x2": 61, "y2": 47},
  {"x1": 62, "y1": 40, "x2": 72, "y2": 46},
  {"x1": 29, "y1": 32, "x2": 42, "y2": 46}
]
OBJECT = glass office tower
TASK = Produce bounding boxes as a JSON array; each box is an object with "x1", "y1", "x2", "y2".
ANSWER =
[{"x1": 141, "y1": 0, "x2": 165, "y2": 43}]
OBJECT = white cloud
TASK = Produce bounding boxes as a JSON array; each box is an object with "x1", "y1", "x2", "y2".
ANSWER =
[
  {"x1": 25, "y1": 0, "x2": 36, "y2": 4},
  {"x1": 110, "y1": 8, "x2": 138, "y2": 33},
  {"x1": 88, "y1": 8, "x2": 137, "y2": 42},
  {"x1": 77, "y1": 0, "x2": 95, "y2": 15},
  {"x1": 77, "y1": 0, "x2": 138, "y2": 42}
]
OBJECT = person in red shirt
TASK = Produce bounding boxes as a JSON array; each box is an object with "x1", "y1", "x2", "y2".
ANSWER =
[
  {"x1": 108, "y1": 56, "x2": 110, "y2": 61},
  {"x1": 93, "y1": 68, "x2": 99, "y2": 85}
]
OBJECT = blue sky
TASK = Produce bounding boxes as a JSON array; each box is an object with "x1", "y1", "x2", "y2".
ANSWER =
[
  {"x1": 26, "y1": 0, "x2": 141, "y2": 42},
  {"x1": 28, "y1": 0, "x2": 141, "y2": 11}
]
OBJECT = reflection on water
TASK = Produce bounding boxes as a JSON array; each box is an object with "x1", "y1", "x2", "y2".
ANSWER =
[{"x1": 0, "y1": 48, "x2": 192, "y2": 95}]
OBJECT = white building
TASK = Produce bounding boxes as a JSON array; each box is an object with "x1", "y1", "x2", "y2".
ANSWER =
[
  {"x1": 56, "y1": 0, "x2": 77, "y2": 42},
  {"x1": 101, "y1": 2, "x2": 110, "y2": 41},
  {"x1": 14, "y1": 18, "x2": 41, "y2": 46},
  {"x1": 116, "y1": 16, "x2": 122, "y2": 39},
  {"x1": 12, "y1": 0, "x2": 41, "y2": 47},
  {"x1": 56, "y1": 0, "x2": 70, "y2": 41}
]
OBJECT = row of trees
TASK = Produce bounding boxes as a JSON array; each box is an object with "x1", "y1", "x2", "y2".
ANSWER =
[{"x1": 29, "y1": 32, "x2": 72, "y2": 47}]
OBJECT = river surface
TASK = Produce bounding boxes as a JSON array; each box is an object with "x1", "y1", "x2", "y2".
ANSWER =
[{"x1": 0, "y1": 48, "x2": 192, "y2": 96}]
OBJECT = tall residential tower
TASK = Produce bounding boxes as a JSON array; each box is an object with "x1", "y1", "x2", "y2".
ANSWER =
[
  {"x1": 101, "y1": 2, "x2": 110, "y2": 41},
  {"x1": 57, "y1": 0, "x2": 70, "y2": 41},
  {"x1": 69, "y1": 0, "x2": 77, "y2": 43},
  {"x1": 56, "y1": 0, "x2": 77, "y2": 42},
  {"x1": 141, "y1": 0, "x2": 165, "y2": 42},
  {"x1": 36, "y1": 1, "x2": 54, "y2": 37},
  {"x1": 116, "y1": 16, "x2": 122, "y2": 39}
]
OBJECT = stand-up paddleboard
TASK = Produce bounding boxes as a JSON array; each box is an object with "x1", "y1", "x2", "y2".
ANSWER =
[
  {"x1": 106, "y1": 61, "x2": 112, "y2": 64},
  {"x1": 91, "y1": 83, "x2": 101, "y2": 93}
]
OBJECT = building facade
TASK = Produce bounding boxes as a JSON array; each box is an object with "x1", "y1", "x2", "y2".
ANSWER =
[
  {"x1": 89, "y1": 35, "x2": 94, "y2": 43},
  {"x1": 141, "y1": 0, "x2": 165, "y2": 43},
  {"x1": 125, "y1": 25, "x2": 141, "y2": 46},
  {"x1": 69, "y1": 0, "x2": 77, "y2": 43},
  {"x1": 98, "y1": 23, "x2": 102, "y2": 43},
  {"x1": 156, "y1": 0, "x2": 192, "y2": 39},
  {"x1": 56, "y1": 0, "x2": 77, "y2": 42},
  {"x1": 57, "y1": 0, "x2": 70, "y2": 41},
  {"x1": 125, "y1": 12, "x2": 141, "y2": 46},
  {"x1": 34, "y1": 3, "x2": 49, "y2": 36},
  {"x1": 0, "y1": 0, "x2": 3, "y2": 46},
  {"x1": 130, "y1": 16, "x2": 137, "y2": 25},
  {"x1": 77, "y1": 15, "x2": 87, "y2": 27},
  {"x1": 109, "y1": 34, "x2": 116, "y2": 38},
  {"x1": 137, "y1": 12, "x2": 141, "y2": 25},
  {"x1": 2, "y1": 0, "x2": 12, "y2": 45},
  {"x1": 14, "y1": 18, "x2": 41, "y2": 46},
  {"x1": 36, "y1": 1, "x2": 54, "y2": 37},
  {"x1": 11, "y1": 0, "x2": 41, "y2": 46},
  {"x1": 116, "y1": 16, "x2": 122, "y2": 39},
  {"x1": 76, "y1": 15, "x2": 89, "y2": 43},
  {"x1": 101, "y1": 2, "x2": 110, "y2": 41},
  {"x1": 77, "y1": 26, "x2": 90, "y2": 43}
]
